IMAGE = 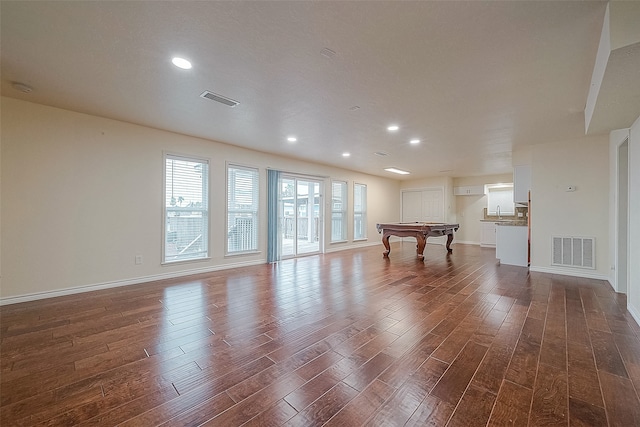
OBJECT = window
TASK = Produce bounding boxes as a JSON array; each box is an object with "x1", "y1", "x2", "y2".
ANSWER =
[
  {"x1": 227, "y1": 164, "x2": 259, "y2": 253},
  {"x1": 354, "y1": 183, "x2": 367, "y2": 240},
  {"x1": 331, "y1": 180, "x2": 347, "y2": 242},
  {"x1": 486, "y1": 183, "x2": 515, "y2": 216},
  {"x1": 164, "y1": 154, "x2": 209, "y2": 263}
]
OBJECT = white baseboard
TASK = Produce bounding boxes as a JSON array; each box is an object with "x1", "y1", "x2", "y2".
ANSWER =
[
  {"x1": 629, "y1": 303, "x2": 640, "y2": 328},
  {"x1": 529, "y1": 265, "x2": 609, "y2": 281},
  {"x1": 1, "y1": 240, "x2": 395, "y2": 305},
  {"x1": 326, "y1": 240, "x2": 382, "y2": 253},
  {"x1": 0, "y1": 259, "x2": 265, "y2": 306}
]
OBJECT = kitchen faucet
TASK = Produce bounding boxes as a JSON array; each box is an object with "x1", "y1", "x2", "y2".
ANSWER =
[{"x1": 497, "y1": 205, "x2": 501, "y2": 219}]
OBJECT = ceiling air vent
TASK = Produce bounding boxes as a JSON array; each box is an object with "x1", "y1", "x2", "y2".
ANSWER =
[{"x1": 200, "y1": 91, "x2": 239, "y2": 107}]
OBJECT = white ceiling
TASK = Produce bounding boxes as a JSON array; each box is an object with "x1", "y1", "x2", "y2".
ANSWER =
[{"x1": 1, "y1": 1, "x2": 634, "y2": 179}]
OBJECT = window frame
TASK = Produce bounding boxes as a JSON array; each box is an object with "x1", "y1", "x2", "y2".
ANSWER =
[
  {"x1": 226, "y1": 163, "x2": 260, "y2": 255},
  {"x1": 486, "y1": 183, "x2": 515, "y2": 216},
  {"x1": 353, "y1": 182, "x2": 367, "y2": 241},
  {"x1": 331, "y1": 180, "x2": 348, "y2": 243},
  {"x1": 162, "y1": 152, "x2": 210, "y2": 265}
]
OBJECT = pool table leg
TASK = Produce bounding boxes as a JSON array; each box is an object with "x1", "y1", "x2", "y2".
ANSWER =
[
  {"x1": 446, "y1": 233, "x2": 454, "y2": 253},
  {"x1": 416, "y1": 234, "x2": 426, "y2": 260},
  {"x1": 381, "y1": 232, "x2": 391, "y2": 257}
]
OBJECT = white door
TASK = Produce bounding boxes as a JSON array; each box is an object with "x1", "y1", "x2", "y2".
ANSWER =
[
  {"x1": 401, "y1": 188, "x2": 446, "y2": 244},
  {"x1": 279, "y1": 175, "x2": 323, "y2": 258},
  {"x1": 402, "y1": 191, "x2": 423, "y2": 222},
  {"x1": 421, "y1": 189, "x2": 444, "y2": 222}
]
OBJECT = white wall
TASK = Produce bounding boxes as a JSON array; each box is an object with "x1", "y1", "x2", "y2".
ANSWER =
[
  {"x1": 1, "y1": 97, "x2": 401, "y2": 302},
  {"x1": 452, "y1": 174, "x2": 513, "y2": 244},
  {"x1": 627, "y1": 115, "x2": 640, "y2": 323},
  {"x1": 529, "y1": 135, "x2": 610, "y2": 279}
]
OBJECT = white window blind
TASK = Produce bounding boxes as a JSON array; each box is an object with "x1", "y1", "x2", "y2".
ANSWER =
[
  {"x1": 227, "y1": 165, "x2": 259, "y2": 253},
  {"x1": 331, "y1": 180, "x2": 347, "y2": 242},
  {"x1": 487, "y1": 185, "x2": 515, "y2": 216},
  {"x1": 164, "y1": 155, "x2": 209, "y2": 263},
  {"x1": 354, "y1": 183, "x2": 367, "y2": 240}
]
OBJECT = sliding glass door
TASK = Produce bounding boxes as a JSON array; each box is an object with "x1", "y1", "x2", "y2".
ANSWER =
[{"x1": 279, "y1": 176, "x2": 323, "y2": 258}]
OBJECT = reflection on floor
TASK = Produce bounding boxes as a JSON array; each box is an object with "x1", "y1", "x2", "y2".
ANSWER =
[{"x1": 1, "y1": 242, "x2": 639, "y2": 426}]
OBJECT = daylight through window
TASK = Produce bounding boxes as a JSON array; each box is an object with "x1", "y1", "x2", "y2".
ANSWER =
[
  {"x1": 331, "y1": 181, "x2": 347, "y2": 242},
  {"x1": 354, "y1": 183, "x2": 367, "y2": 240},
  {"x1": 164, "y1": 155, "x2": 209, "y2": 263},
  {"x1": 486, "y1": 184, "x2": 515, "y2": 216},
  {"x1": 227, "y1": 165, "x2": 259, "y2": 253}
]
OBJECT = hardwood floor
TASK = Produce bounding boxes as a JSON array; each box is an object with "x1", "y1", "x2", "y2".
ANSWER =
[{"x1": 2, "y1": 242, "x2": 640, "y2": 426}]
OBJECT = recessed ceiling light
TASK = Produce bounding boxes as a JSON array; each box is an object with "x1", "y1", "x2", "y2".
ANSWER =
[
  {"x1": 172, "y1": 57, "x2": 192, "y2": 69},
  {"x1": 387, "y1": 125, "x2": 399, "y2": 132},
  {"x1": 287, "y1": 136, "x2": 297, "y2": 142},
  {"x1": 342, "y1": 152, "x2": 351, "y2": 157},
  {"x1": 384, "y1": 167, "x2": 410, "y2": 175},
  {"x1": 410, "y1": 139, "x2": 421, "y2": 144}
]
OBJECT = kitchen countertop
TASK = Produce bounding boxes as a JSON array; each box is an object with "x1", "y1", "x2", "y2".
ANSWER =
[{"x1": 480, "y1": 219, "x2": 527, "y2": 226}]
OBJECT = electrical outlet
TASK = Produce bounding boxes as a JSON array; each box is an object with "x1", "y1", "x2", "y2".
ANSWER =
[{"x1": 135, "y1": 255, "x2": 143, "y2": 265}]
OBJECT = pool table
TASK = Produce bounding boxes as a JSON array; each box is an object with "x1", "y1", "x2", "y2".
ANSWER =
[{"x1": 376, "y1": 222, "x2": 460, "y2": 260}]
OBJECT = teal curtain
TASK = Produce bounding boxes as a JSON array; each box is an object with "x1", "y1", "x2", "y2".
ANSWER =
[{"x1": 267, "y1": 169, "x2": 281, "y2": 263}]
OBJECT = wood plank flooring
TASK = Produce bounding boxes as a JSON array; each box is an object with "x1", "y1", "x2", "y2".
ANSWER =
[{"x1": 2, "y1": 242, "x2": 640, "y2": 426}]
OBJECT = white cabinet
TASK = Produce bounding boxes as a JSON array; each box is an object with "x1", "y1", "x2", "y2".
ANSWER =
[
  {"x1": 496, "y1": 225, "x2": 528, "y2": 267},
  {"x1": 454, "y1": 185, "x2": 485, "y2": 196},
  {"x1": 480, "y1": 221, "x2": 496, "y2": 248},
  {"x1": 514, "y1": 165, "x2": 531, "y2": 204}
]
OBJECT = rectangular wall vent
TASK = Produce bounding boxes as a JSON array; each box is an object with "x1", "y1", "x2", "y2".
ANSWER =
[
  {"x1": 552, "y1": 236, "x2": 595, "y2": 269},
  {"x1": 200, "y1": 91, "x2": 239, "y2": 107}
]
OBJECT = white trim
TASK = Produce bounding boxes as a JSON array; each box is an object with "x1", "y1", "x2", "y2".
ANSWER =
[
  {"x1": 613, "y1": 133, "x2": 631, "y2": 293},
  {"x1": 226, "y1": 162, "x2": 260, "y2": 255},
  {"x1": 330, "y1": 179, "x2": 348, "y2": 243},
  {"x1": 225, "y1": 250, "x2": 261, "y2": 258},
  {"x1": 456, "y1": 240, "x2": 481, "y2": 246},
  {"x1": 279, "y1": 174, "x2": 326, "y2": 256},
  {"x1": 265, "y1": 168, "x2": 329, "y2": 179},
  {"x1": 162, "y1": 152, "x2": 211, "y2": 264},
  {"x1": 0, "y1": 259, "x2": 264, "y2": 306},
  {"x1": 161, "y1": 257, "x2": 212, "y2": 267},
  {"x1": 353, "y1": 182, "x2": 367, "y2": 240},
  {"x1": 325, "y1": 240, "x2": 379, "y2": 253},
  {"x1": 529, "y1": 265, "x2": 609, "y2": 281},
  {"x1": 628, "y1": 303, "x2": 640, "y2": 328}
]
